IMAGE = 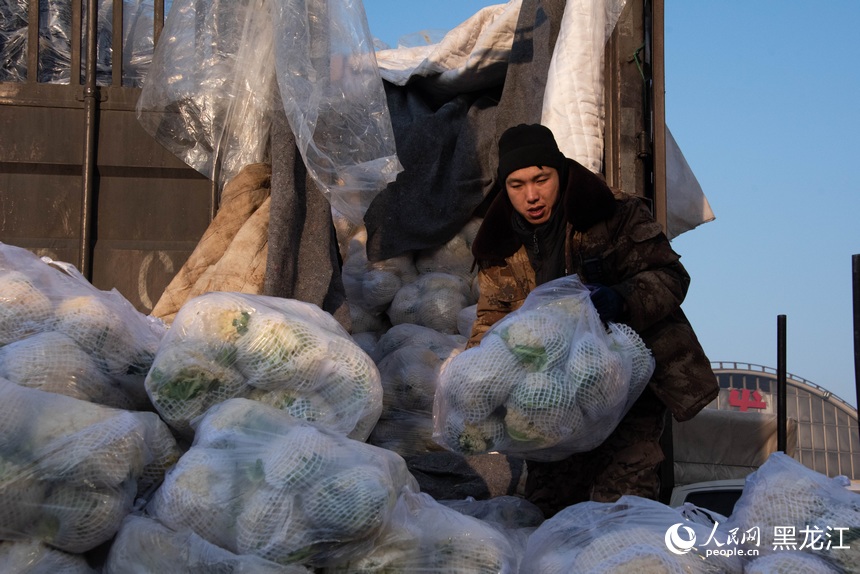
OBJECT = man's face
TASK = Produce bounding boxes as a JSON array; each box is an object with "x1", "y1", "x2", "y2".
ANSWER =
[{"x1": 505, "y1": 165, "x2": 560, "y2": 225}]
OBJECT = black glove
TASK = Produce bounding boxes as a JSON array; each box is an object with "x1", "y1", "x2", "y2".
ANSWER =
[{"x1": 587, "y1": 284, "x2": 625, "y2": 322}]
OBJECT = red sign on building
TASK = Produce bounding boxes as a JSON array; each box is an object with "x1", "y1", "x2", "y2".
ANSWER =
[{"x1": 729, "y1": 389, "x2": 768, "y2": 411}]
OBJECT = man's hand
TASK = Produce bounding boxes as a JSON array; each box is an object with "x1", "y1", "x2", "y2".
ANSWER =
[{"x1": 587, "y1": 284, "x2": 625, "y2": 322}]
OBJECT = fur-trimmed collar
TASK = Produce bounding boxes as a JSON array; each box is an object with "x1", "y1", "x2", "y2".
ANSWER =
[{"x1": 471, "y1": 158, "x2": 617, "y2": 263}]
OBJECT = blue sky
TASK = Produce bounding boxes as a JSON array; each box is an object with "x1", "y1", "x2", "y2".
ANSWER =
[{"x1": 363, "y1": 1, "x2": 860, "y2": 408}]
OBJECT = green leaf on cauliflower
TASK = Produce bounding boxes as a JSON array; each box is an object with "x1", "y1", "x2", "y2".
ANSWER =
[{"x1": 496, "y1": 309, "x2": 572, "y2": 372}]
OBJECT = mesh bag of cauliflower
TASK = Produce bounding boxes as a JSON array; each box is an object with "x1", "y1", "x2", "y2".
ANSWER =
[
  {"x1": 433, "y1": 274, "x2": 655, "y2": 461},
  {"x1": 0, "y1": 243, "x2": 166, "y2": 409},
  {"x1": 388, "y1": 272, "x2": 476, "y2": 335},
  {"x1": 105, "y1": 514, "x2": 313, "y2": 574},
  {"x1": 368, "y1": 324, "x2": 466, "y2": 457},
  {"x1": 521, "y1": 495, "x2": 745, "y2": 574},
  {"x1": 144, "y1": 291, "x2": 383, "y2": 440},
  {"x1": 0, "y1": 378, "x2": 181, "y2": 554},
  {"x1": 724, "y1": 452, "x2": 860, "y2": 572},
  {"x1": 341, "y1": 226, "x2": 419, "y2": 316},
  {"x1": 324, "y1": 490, "x2": 519, "y2": 573},
  {"x1": 147, "y1": 398, "x2": 419, "y2": 568}
]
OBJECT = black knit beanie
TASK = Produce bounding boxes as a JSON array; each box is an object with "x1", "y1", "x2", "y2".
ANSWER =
[{"x1": 497, "y1": 124, "x2": 567, "y2": 184}]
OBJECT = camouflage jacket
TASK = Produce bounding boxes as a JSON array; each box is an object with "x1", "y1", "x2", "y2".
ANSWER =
[{"x1": 467, "y1": 159, "x2": 717, "y2": 422}]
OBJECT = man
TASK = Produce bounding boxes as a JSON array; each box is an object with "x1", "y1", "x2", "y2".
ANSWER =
[{"x1": 467, "y1": 123, "x2": 717, "y2": 517}]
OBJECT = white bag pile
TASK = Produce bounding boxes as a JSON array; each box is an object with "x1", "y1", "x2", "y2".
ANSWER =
[
  {"x1": 146, "y1": 398, "x2": 419, "y2": 568},
  {"x1": 0, "y1": 378, "x2": 181, "y2": 554},
  {"x1": 433, "y1": 274, "x2": 655, "y2": 461},
  {"x1": 521, "y1": 495, "x2": 745, "y2": 573},
  {"x1": 0, "y1": 243, "x2": 165, "y2": 409},
  {"x1": 726, "y1": 452, "x2": 860, "y2": 572},
  {"x1": 145, "y1": 291, "x2": 383, "y2": 440},
  {"x1": 337, "y1": 218, "x2": 481, "y2": 341}
]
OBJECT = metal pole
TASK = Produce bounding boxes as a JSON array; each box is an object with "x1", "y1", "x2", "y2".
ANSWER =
[
  {"x1": 852, "y1": 254, "x2": 860, "y2": 444},
  {"x1": 80, "y1": 0, "x2": 99, "y2": 278},
  {"x1": 777, "y1": 315, "x2": 787, "y2": 452}
]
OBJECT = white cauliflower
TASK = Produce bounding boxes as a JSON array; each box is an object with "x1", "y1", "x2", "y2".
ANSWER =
[
  {"x1": 0, "y1": 331, "x2": 133, "y2": 409},
  {"x1": 438, "y1": 333, "x2": 523, "y2": 422},
  {"x1": 36, "y1": 483, "x2": 131, "y2": 554},
  {"x1": 34, "y1": 410, "x2": 148, "y2": 489},
  {"x1": 153, "y1": 292, "x2": 381, "y2": 439},
  {"x1": 0, "y1": 270, "x2": 53, "y2": 345},
  {"x1": 496, "y1": 309, "x2": 573, "y2": 372},
  {"x1": 234, "y1": 311, "x2": 328, "y2": 391},
  {"x1": 726, "y1": 453, "x2": 860, "y2": 571},
  {"x1": 51, "y1": 295, "x2": 146, "y2": 378},
  {"x1": 442, "y1": 411, "x2": 509, "y2": 455},
  {"x1": 388, "y1": 272, "x2": 473, "y2": 335},
  {"x1": 503, "y1": 369, "x2": 582, "y2": 447},
  {"x1": 522, "y1": 497, "x2": 744, "y2": 574},
  {"x1": 145, "y1": 345, "x2": 248, "y2": 437},
  {"x1": 567, "y1": 332, "x2": 627, "y2": 419},
  {"x1": 148, "y1": 447, "x2": 245, "y2": 551},
  {"x1": 259, "y1": 426, "x2": 333, "y2": 490},
  {"x1": 0, "y1": 456, "x2": 49, "y2": 538},
  {"x1": 303, "y1": 466, "x2": 395, "y2": 539},
  {"x1": 324, "y1": 490, "x2": 517, "y2": 574}
]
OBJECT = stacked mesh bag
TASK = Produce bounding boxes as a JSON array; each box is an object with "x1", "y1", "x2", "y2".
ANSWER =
[
  {"x1": 520, "y1": 496, "x2": 744, "y2": 573},
  {"x1": 433, "y1": 274, "x2": 655, "y2": 460},
  {"x1": 368, "y1": 324, "x2": 466, "y2": 457},
  {"x1": 0, "y1": 378, "x2": 181, "y2": 554},
  {"x1": 339, "y1": 223, "x2": 419, "y2": 337},
  {"x1": 725, "y1": 452, "x2": 860, "y2": 572},
  {"x1": 323, "y1": 490, "x2": 519, "y2": 573},
  {"x1": 145, "y1": 398, "x2": 419, "y2": 569},
  {"x1": 337, "y1": 217, "x2": 481, "y2": 342},
  {"x1": 387, "y1": 220, "x2": 481, "y2": 336},
  {"x1": 144, "y1": 290, "x2": 383, "y2": 440},
  {"x1": 387, "y1": 271, "x2": 475, "y2": 335},
  {"x1": 0, "y1": 243, "x2": 165, "y2": 410},
  {"x1": 104, "y1": 514, "x2": 313, "y2": 573}
]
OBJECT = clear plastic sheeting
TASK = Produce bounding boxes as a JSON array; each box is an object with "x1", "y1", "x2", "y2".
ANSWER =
[
  {"x1": 0, "y1": 0, "x2": 165, "y2": 86},
  {"x1": 136, "y1": 0, "x2": 277, "y2": 192},
  {"x1": 270, "y1": 0, "x2": 401, "y2": 224},
  {"x1": 137, "y1": 0, "x2": 401, "y2": 224}
]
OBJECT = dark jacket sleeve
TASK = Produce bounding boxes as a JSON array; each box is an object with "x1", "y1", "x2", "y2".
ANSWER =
[
  {"x1": 602, "y1": 197, "x2": 717, "y2": 422},
  {"x1": 603, "y1": 198, "x2": 691, "y2": 334}
]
